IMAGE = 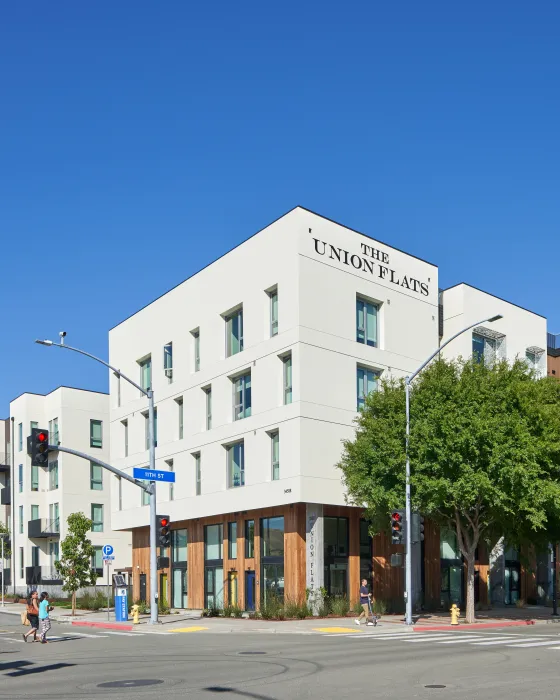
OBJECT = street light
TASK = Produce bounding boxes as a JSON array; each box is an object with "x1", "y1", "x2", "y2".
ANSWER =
[
  {"x1": 403, "y1": 314, "x2": 503, "y2": 626},
  {"x1": 35, "y1": 337, "x2": 159, "y2": 625}
]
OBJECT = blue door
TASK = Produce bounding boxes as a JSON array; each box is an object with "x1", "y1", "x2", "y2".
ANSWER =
[{"x1": 246, "y1": 571, "x2": 255, "y2": 611}]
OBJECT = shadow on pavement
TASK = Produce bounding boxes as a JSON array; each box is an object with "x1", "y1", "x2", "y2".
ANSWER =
[
  {"x1": 205, "y1": 687, "x2": 275, "y2": 700},
  {"x1": 1, "y1": 660, "x2": 75, "y2": 677}
]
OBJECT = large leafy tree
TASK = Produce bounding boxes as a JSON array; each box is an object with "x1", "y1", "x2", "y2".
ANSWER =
[
  {"x1": 339, "y1": 358, "x2": 560, "y2": 623},
  {"x1": 55, "y1": 512, "x2": 97, "y2": 615},
  {"x1": 0, "y1": 521, "x2": 11, "y2": 562}
]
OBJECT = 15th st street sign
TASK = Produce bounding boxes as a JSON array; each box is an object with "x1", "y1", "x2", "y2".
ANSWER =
[{"x1": 133, "y1": 467, "x2": 176, "y2": 483}]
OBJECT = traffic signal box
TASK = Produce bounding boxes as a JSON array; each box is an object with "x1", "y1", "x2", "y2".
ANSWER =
[
  {"x1": 156, "y1": 515, "x2": 171, "y2": 547},
  {"x1": 391, "y1": 510, "x2": 405, "y2": 545},
  {"x1": 27, "y1": 428, "x2": 50, "y2": 467}
]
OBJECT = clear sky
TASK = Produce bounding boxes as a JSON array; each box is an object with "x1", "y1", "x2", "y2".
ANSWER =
[{"x1": 1, "y1": 1, "x2": 558, "y2": 413}]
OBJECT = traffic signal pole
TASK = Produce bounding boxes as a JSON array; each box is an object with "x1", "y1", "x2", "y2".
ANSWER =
[{"x1": 35, "y1": 338, "x2": 159, "y2": 624}]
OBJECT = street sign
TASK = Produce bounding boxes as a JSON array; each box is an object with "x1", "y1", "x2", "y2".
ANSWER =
[
  {"x1": 103, "y1": 555, "x2": 115, "y2": 563},
  {"x1": 102, "y1": 544, "x2": 114, "y2": 557},
  {"x1": 133, "y1": 467, "x2": 176, "y2": 483}
]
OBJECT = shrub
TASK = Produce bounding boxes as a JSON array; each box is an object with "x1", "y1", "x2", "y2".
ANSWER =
[
  {"x1": 372, "y1": 599, "x2": 386, "y2": 616},
  {"x1": 204, "y1": 605, "x2": 221, "y2": 617},
  {"x1": 284, "y1": 598, "x2": 309, "y2": 619},
  {"x1": 134, "y1": 599, "x2": 149, "y2": 614},
  {"x1": 353, "y1": 601, "x2": 364, "y2": 615},
  {"x1": 329, "y1": 596, "x2": 350, "y2": 617},
  {"x1": 260, "y1": 593, "x2": 284, "y2": 620},
  {"x1": 515, "y1": 598, "x2": 526, "y2": 609},
  {"x1": 232, "y1": 604, "x2": 243, "y2": 618}
]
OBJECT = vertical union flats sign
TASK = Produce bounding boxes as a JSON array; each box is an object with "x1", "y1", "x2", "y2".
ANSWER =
[{"x1": 312, "y1": 237, "x2": 430, "y2": 297}]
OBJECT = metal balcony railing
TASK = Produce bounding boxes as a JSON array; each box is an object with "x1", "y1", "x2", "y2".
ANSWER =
[
  {"x1": 0, "y1": 488, "x2": 11, "y2": 505},
  {"x1": 0, "y1": 452, "x2": 9, "y2": 472},
  {"x1": 28, "y1": 518, "x2": 60, "y2": 538}
]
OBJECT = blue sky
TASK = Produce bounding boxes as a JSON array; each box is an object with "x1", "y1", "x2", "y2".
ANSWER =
[{"x1": 1, "y1": 1, "x2": 558, "y2": 412}]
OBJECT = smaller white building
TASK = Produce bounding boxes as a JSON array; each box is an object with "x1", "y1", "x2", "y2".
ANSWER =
[
  {"x1": 441, "y1": 283, "x2": 547, "y2": 373},
  {"x1": 9, "y1": 386, "x2": 131, "y2": 595},
  {"x1": 0, "y1": 418, "x2": 10, "y2": 584}
]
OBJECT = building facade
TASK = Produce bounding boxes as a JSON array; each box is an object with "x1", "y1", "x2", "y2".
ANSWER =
[
  {"x1": 9, "y1": 387, "x2": 131, "y2": 596},
  {"x1": 0, "y1": 418, "x2": 11, "y2": 587},
  {"x1": 108, "y1": 206, "x2": 550, "y2": 612},
  {"x1": 548, "y1": 333, "x2": 560, "y2": 379}
]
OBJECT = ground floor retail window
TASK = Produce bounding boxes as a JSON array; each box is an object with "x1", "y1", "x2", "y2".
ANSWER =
[
  {"x1": 440, "y1": 527, "x2": 463, "y2": 607},
  {"x1": 261, "y1": 562, "x2": 284, "y2": 604},
  {"x1": 205, "y1": 566, "x2": 224, "y2": 610},
  {"x1": 324, "y1": 561, "x2": 348, "y2": 597},
  {"x1": 172, "y1": 567, "x2": 187, "y2": 609}
]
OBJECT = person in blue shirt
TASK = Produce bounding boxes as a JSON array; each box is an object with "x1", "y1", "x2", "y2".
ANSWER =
[
  {"x1": 355, "y1": 579, "x2": 374, "y2": 625},
  {"x1": 38, "y1": 591, "x2": 53, "y2": 643}
]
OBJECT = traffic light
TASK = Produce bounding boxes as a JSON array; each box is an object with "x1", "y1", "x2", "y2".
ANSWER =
[
  {"x1": 156, "y1": 515, "x2": 171, "y2": 547},
  {"x1": 418, "y1": 515, "x2": 425, "y2": 542},
  {"x1": 411, "y1": 513, "x2": 425, "y2": 543},
  {"x1": 391, "y1": 510, "x2": 405, "y2": 545},
  {"x1": 28, "y1": 428, "x2": 49, "y2": 467}
]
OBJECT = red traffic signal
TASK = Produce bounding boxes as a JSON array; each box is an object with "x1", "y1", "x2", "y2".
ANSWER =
[
  {"x1": 37, "y1": 432, "x2": 48, "y2": 443},
  {"x1": 28, "y1": 428, "x2": 50, "y2": 467},
  {"x1": 391, "y1": 510, "x2": 405, "y2": 545},
  {"x1": 160, "y1": 518, "x2": 169, "y2": 528},
  {"x1": 157, "y1": 514, "x2": 171, "y2": 547}
]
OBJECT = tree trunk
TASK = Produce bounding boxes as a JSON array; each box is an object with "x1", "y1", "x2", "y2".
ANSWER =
[
  {"x1": 465, "y1": 552, "x2": 476, "y2": 624},
  {"x1": 72, "y1": 590, "x2": 76, "y2": 617}
]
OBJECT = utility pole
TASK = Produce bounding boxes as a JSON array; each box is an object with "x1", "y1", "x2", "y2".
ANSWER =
[{"x1": 35, "y1": 337, "x2": 159, "y2": 624}]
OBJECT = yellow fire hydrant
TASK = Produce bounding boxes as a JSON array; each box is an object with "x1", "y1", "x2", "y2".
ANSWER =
[
  {"x1": 131, "y1": 604, "x2": 140, "y2": 625},
  {"x1": 450, "y1": 603, "x2": 460, "y2": 626}
]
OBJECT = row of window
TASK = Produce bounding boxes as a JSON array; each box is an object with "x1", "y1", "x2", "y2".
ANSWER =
[
  {"x1": 17, "y1": 418, "x2": 103, "y2": 451},
  {"x1": 17, "y1": 542, "x2": 60, "y2": 578},
  {"x1": 17, "y1": 460, "x2": 104, "y2": 493},
  {"x1": 18, "y1": 502, "x2": 104, "y2": 533},
  {"x1": 137, "y1": 290, "x2": 279, "y2": 392},
  {"x1": 204, "y1": 517, "x2": 281, "y2": 561},
  {"x1": 134, "y1": 431, "x2": 280, "y2": 505}
]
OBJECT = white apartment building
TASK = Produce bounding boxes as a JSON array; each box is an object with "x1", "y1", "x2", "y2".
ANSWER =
[
  {"x1": 9, "y1": 386, "x2": 131, "y2": 596},
  {"x1": 0, "y1": 418, "x2": 10, "y2": 587},
  {"x1": 108, "y1": 206, "x2": 549, "y2": 612}
]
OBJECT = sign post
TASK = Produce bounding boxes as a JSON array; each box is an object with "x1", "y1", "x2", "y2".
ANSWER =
[
  {"x1": 102, "y1": 545, "x2": 115, "y2": 621},
  {"x1": 0, "y1": 534, "x2": 6, "y2": 609}
]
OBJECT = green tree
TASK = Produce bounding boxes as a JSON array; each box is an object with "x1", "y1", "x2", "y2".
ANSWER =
[
  {"x1": 55, "y1": 512, "x2": 97, "y2": 616},
  {"x1": 0, "y1": 521, "x2": 11, "y2": 561},
  {"x1": 339, "y1": 358, "x2": 560, "y2": 623}
]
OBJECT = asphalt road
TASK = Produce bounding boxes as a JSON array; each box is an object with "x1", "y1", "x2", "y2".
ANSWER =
[{"x1": 2, "y1": 612, "x2": 560, "y2": 699}]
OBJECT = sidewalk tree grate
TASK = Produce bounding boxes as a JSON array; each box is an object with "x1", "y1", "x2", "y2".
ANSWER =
[{"x1": 98, "y1": 680, "x2": 163, "y2": 689}]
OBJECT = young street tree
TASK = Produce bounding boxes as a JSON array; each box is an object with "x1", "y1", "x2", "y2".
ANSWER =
[
  {"x1": 339, "y1": 358, "x2": 560, "y2": 623},
  {"x1": 0, "y1": 521, "x2": 11, "y2": 560},
  {"x1": 55, "y1": 512, "x2": 97, "y2": 616}
]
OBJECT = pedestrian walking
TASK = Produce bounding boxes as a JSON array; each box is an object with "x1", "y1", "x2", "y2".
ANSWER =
[
  {"x1": 23, "y1": 591, "x2": 40, "y2": 642},
  {"x1": 355, "y1": 578, "x2": 373, "y2": 625},
  {"x1": 38, "y1": 592, "x2": 53, "y2": 644}
]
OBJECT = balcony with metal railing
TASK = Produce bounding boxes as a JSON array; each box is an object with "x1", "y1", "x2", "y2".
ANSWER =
[
  {"x1": 28, "y1": 518, "x2": 60, "y2": 538},
  {"x1": 0, "y1": 487, "x2": 11, "y2": 506},
  {"x1": 548, "y1": 333, "x2": 560, "y2": 357},
  {"x1": 0, "y1": 451, "x2": 9, "y2": 473}
]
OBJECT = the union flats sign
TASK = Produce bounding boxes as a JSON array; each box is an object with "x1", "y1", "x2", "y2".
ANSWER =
[{"x1": 312, "y1": 237, "x2": 430, "y2": 297}]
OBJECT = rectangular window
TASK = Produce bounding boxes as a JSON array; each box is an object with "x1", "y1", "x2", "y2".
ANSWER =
[
  {"x1": 18, "y1": 464, "x2": 23, "y2": 493},
  {"x1": 261, "y1": 516, "x2": 285, "y2": 558},
  {"x1": 31, "y1": 504, "x2": 39, "y2": 520},
  {"x1": 90, "y1": 462, "x2": 103, "y2": 490},
  {"x1": 91, "y1": 504, "x2": 104, "y2": 532},
  {"x1": 205, "y1": 524, "x2": 223, "y2": 561},
  {"x1": 90, "y1": 420, "x2": 103, "y2": 449},
  {"x1": 233, "y1": 373, "x2": 251, "y2": 420},
  {"x1": 227, "y1": 441, "x2": 245, "y2": 488},
  {"x1": 19, "y1": 505, "x2": 24, "y2": 533},
  {"x1": 205, "y1": 388, "x2": 212, "y2": 430},
  {"x1": 31, "y1": 546, "x2": 40, "y2": 567},
  {"x1": 49, "y1": 460, "x2": 59, "y2": 490},
  {"x1": 164, "y1": 342, "x2": 173, "y2": 382},
  {"x1": 245, "y1": 520, "x2": 255, "y2": 558},
  {"x1": 122, "y1": 420, "x2": 128, "y2": 457},
  {"x1": 30, "y1": 421, "x2": 38, "y2": 432},
  {"x1": 49, "y1": 503, "x2": 59, "y2": 531},
  {"x1": 142, "y1": 486, "x2": 150, "y2": 506},
  {"x1": 357, "y1": 367, "x2": 379, "y2": 411},
  {"x1": 18, "y1": 423, "x2": 22, "y2": 451},
  {"x1": 324, "y1": 516, "x2": 349, "y2": 557},
  {"x1": 154, "y1": 409, "x2": 158, "y2": 447},
  {"x1": 176, "y1": 398, "x2": 184, "y2": 439},
  {"x1": 226, "y1": 308, "x2": 243, "y2": 357},
  {"x1": 270, "y1": 431, "x2": 279, "y2": 481},
  {"x1": 91, "y1": 546, "x2": 103, "y2": 569},
  {"x1": 228, "y1": 522, "x2": 238, "y2": 559},
  {"x1": 139, "y1": 356, "x2": 152, "y2": 392},
  {"x1": 49, "y1": 541, "x2": 59, "y2": 567},
  {"x1": 19, "y1": 548, "x2": 24, "y2": 579},
  {"x1": 49, "y1": 418, "x2": 59, "y2": 445},
  {"x1": 193, "y1": 330, "x2": 200, "y2": 372},
  {"x1": 283, "y1": 355, "x2": 292, "y2": 405},
  {"x1": 194, "y1": 453, "x2": 201, "y2": 495},
  {"x1": 31, "y1": 465, "x2": 39, "y2": 491},
  {"x1": 472, "y1": 333, "x2": 496, "y2": 365},
  {"x1": 356, "y1": 297, "x2": 378, "y2": 347},
  {"x1": 172, "y1": 529, "x2": 187, "y2": 563},
  {"x1": 166, "y1": 459, "x2": 174, "y2": 501},
  {"x1": 269, "y1": 288, "x2": 278, "y2": 337}
]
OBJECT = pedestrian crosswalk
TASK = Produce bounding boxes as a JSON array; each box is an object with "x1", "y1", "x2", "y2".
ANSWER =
[{"x1": 321, "y1": 629, "x2": 560, "y2": 651}]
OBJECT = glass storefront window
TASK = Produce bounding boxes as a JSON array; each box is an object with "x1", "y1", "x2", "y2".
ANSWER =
[
  {"x1": 440, "y1": 528, "x2": 460, "y2": 559},
  {"x1": 262, "y1": 563, "x2": 284, "y2": 604},
  {"x1": 205, "y1": 524, "x2": 223, "y2": 561},
  {"x1": 228, "y1": 522, "x2": 237, "y2": 559},
  {"x1": 324, "y1": 517, "x2": 349, "y2": 557},
  {"x1": 172, "y1": 529, "x2": 187, "y2": 563},
  {"x1": 261, "y1": 517, "x2": 284, "y2": 558},
  {"x1": 245, "y1": 520, "x2": 255, "y2": 558}
]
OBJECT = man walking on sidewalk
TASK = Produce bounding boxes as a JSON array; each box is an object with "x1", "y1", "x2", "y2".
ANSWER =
[{"x1": 355, "y1": 579, "x2": 373, "y2": 625}]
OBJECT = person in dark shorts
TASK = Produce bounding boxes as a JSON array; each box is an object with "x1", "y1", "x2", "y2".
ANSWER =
[
  {"x1": 355, "y1": 579, "x2": 373, "y2": 625},
  {"x1": 23, "y1": 591, "x2": 39, "y2": 642}
]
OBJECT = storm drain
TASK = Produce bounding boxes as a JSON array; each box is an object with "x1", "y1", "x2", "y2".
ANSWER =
[
  {"x1": 98, "y1": 679, "x2": 164, "y2": 689},
  {"x1": 238, "y1": 651, "x2": 266, "y2": 655},
  {"x1": 425, "y1": 685, "x2": 446, "y2": 689}
]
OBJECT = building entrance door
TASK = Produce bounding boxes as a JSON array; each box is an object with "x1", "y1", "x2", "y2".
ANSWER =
[
  {"x1": 245, "y1": 571, "x2": 255, "y2": 611},
  {"x1": 504, "y1": 565, "x2": 520, "y2": 605},
  {"x1": 205, "y1": 566, "x2": 224, "y2": 610},
  {"x1": 159, "y1": 573, "x2": 168, "y2": 608},
  {"x1": 139, "y1": 574, "x2": 146, "y2": 602},
  {"x1": 172, "y1": 568, "x2": 187, "y2": 609}
]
